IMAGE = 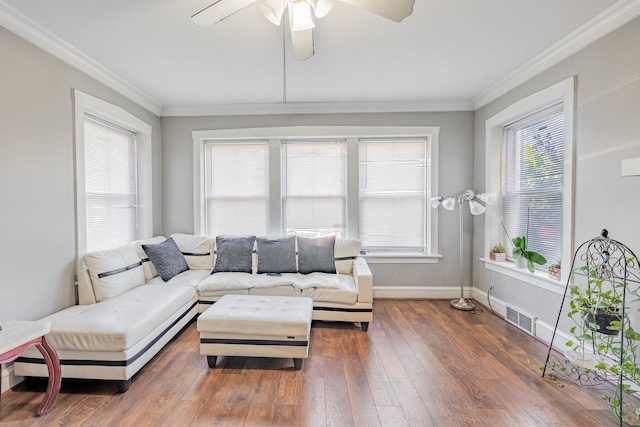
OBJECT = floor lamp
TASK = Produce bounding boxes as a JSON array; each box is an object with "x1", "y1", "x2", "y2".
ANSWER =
[{"x1": 431, "y1": 190, "x2": 497, "y2": 311}]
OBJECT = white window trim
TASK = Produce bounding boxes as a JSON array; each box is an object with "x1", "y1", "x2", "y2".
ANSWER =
[
  {"x1": 73, "y1": 89, "x2": 153, "y2": 270},
  {"x1": 483, "y1": 77, "x2": 575, "y2": 288},
  {"x1": 192, "y1": 126, "x2": 440, "y2": 257}
]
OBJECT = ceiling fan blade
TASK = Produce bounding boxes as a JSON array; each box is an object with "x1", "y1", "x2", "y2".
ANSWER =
[
  {"x1": 192, "y1": 0, "x2": 258, "y2": 27},
  {"x1": 340, "y1": 0, "x2": 415, "y2": 22},
  {"x1": 291, "y1": 28, "x2": 314, "y2": 61}
]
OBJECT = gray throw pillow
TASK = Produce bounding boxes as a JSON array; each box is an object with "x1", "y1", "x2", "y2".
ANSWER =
[
  {"x1": 142, "y1": 237, "x2": 189, "y2": 282},
  {"x1": 297, "y1": 236, "x2": 337, "y2": 274},
  {"x1": 212, "y1": 235, "x2": 256, "y2": 273},
  {"x1": 257, "y1": 236, "x2": 297, "y2": 274}
]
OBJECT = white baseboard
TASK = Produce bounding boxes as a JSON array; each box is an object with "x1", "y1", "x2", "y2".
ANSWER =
[
  {"x1": 1, "y1": 363, "x2": 23, "y2": 395},
  {"x1": 472, "y1": 288, "x2": 571, "y2": 351},
  {"x1": 373, "y1": 286, "x2": 473, "y2": 299}
]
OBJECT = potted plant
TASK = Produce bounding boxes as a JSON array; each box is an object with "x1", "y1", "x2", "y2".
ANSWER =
[
  {"x1": 548, "y1": 259, "x2": 561, "y2": 281},
  {"x1": 490, "y1": 243, "x2": 506, "y2": 261},
  {"x1": 511, "y1": 235, "x2": 547, "y2": 273}
]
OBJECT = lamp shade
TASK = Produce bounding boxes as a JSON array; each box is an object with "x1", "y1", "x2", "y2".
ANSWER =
[
  {"x1": 469, "y1": 200, "x2": 486, "y2": 215},
  {"x1": 308, "y1": 0, "x2": 335, "y2": 18},
  {"x1": 477, "y1": 192, "x2": 497, "y2": 205},
  {"x1": 442, "y1": 197, "x2": 456, "y2": 211},
  {"x1": 289, "y1": 1, "x2": 315, "y2": 31},
  {"x1": 260, "y1": 0, "x2": 287, "y2": 25},
  {"x1": 430, "y1": 197, "x2": 442, "y2": 208}
]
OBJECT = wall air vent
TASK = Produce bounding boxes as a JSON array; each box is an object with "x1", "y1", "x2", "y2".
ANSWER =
[{"x1": 505, "y1": 304, "x2": 536, "y2": 336}]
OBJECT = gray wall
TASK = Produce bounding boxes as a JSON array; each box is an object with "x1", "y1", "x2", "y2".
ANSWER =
[
  {"x1": 161, "y1": 111, "x2": 475, "y2": 289},
  {"x1": 473, "y1": 17, "x2": 640, "y2": 326},
  {"x1": 0, "y1": 27, "x2": 162, "y2": 322}
]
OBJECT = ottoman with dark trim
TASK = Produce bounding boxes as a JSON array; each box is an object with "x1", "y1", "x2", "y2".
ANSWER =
[{"x1": 197, "y1": 295, "x2": 313, "y2": 370}]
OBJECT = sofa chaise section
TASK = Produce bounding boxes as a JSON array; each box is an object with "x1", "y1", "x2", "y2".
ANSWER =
[{"x1": 14, "y1": 244, "x2": 198, "y2": 392}]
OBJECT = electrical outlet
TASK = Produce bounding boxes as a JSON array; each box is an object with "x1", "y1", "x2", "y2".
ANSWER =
[{"x1": 488, "y1": 286, "x2": 494, "y2": 295}]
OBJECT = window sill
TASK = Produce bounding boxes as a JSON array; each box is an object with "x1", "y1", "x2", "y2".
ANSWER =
[
  {"x1": 362, "y1": 253, "x2": 442, "y2": 264},
  {"x1": 481, "y1": 258, "x2": 565, "y2": 295}
]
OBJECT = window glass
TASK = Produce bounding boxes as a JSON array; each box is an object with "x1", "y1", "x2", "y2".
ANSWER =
[
  {"x1": 359, "y1": 139, "x2": 426, "y2": 252},
  {"x1": 502, "y1": 104, "x2": 564, "y2": 268},
  {"x1": 84, "y1": 114, "x2": 137, "y2": 252},
  {"x1": 282, "y1": 140, "x2": 346, "y2": 237},
  {"x1": 204, "y1": 141, "x2": 269, "y2": 236}
]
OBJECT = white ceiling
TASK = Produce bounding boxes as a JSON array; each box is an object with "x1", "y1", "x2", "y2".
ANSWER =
[{"x1": 1, "y1": 0, "x2": 634, "y2": 114}]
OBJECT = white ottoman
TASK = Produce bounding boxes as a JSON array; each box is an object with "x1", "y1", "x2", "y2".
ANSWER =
[{"x1": 197, "y1": 295, "x2": 313, "y2": 370}]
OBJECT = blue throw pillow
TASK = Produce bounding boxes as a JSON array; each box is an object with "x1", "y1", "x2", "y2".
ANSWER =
[
  {"x1": 297, "y1": 236, "x2": 336, "y2": 274},
  {"x1": 142, "y1": 237, "x2": 189, "y2": 282},
  {"x1": 212, "y1": 235, "x2": 256, "y2": 273}
]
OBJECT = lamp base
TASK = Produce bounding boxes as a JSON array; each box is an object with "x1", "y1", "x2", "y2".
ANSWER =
[{"x1": 450, "y1": 298, "x2": 475, "y2": 311}]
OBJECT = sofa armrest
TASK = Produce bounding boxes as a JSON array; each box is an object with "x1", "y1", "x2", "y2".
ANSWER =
[
  {"x1": 78, "y1": 268, "x2": 97, "y2": 305},
  {"x1": 353, "y1": 257, "x2": 373, "y2": 304}
]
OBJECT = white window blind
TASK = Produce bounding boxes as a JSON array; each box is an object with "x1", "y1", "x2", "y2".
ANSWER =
[
  {"x1": 359, "y1": 139, "x2": 426, "y2": 252},
  {"x1": 204, "y1": 141, "x2": 269, "y2": 236},
  {"x1": 84, "y1": 114, "x2": 138, "y2": 253},
  {"x1": 282, "y1": 140, "x2": 346, "y2": 237},
  {"x1": 502, "y1": 103, "x2": 564, "y2": 268}
]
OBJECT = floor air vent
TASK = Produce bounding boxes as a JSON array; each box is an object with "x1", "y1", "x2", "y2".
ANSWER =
[{"x1": 505, "y1": 305, "x2": 536, "y2": 336}]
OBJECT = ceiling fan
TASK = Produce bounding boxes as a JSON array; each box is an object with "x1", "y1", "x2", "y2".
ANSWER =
[{"x1": 192, "y1": 0, "x2": 415, "y2": 60}]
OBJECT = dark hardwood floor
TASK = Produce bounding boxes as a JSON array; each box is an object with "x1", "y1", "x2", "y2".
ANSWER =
[{"x1": 0, "y1": 300, "x2": 617, "y2": 426}]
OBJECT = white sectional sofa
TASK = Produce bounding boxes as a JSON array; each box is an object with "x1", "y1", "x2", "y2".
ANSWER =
[{"x1": 14, "y1": 234, "x2": 373, "y2": 392}]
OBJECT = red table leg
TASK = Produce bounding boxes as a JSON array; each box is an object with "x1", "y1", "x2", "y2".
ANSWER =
[{"x1": 34, "y1": 336, "x2": 61, "y2": 416}]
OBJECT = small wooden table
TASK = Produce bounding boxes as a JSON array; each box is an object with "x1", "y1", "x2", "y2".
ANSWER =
[{"x1": 0, "y1": 321, "x2": 61, "y2": 416}]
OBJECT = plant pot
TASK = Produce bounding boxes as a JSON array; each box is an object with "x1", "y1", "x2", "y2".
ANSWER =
[
  {"x1": 490, "y1": 252, "x2": 506, "y2": 262},
  {"x1": 584, "y1": 309, "x2": 621, "y2": 336},
  {"x1": 515, "y1": 257, "x2": 527, "y2": 269},
  {"x1": 548, "y1": 266, "x2": 561, "y2": 281}
]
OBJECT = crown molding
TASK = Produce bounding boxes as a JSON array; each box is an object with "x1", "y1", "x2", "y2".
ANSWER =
[
  {"x1": 473, "y1": 0, "x2": 640, "y2": 109},
  {"x1": 161, "y1": 100, "x2": 475, "y2": 117},
  {"x1": 0, "y1": 1, "x2": 162, "y2": 116}
]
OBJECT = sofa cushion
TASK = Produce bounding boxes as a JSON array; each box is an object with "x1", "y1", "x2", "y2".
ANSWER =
[
  {"x1": 212, "y1": 235, "x2": 256, "y2": 273},
  {"x1": 301, "y1": 274, "x2": 358, "y2": 304},
  {"x1": 257, "y1": 236, "x2": 297, "y2": 274},
  {"x1": 36, "y1": 285, "x2": 196, "y2": 352},
  {"x1": 297, "y1": 236, "x2": 337, "y2": 274},
  {"x1": 146, "y1": 269, "x2": 210, "y2": 288},
  {"x1": 142, "y1": 238, "x2": 189, "y2": 282},
  {"x1": 170, "y1": 233, "x2": 215, "y2": 270},
  {"x1": 84, "y1": 245, "x2": 145, "y2": 302},
  {"x1": 334, "y1": 239, "x2": 361, "y2": 275},
  {"x1": 131, "y1": 236, "x2": 166, "y2": 281}
]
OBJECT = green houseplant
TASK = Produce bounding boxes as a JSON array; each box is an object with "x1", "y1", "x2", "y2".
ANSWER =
[
  {"x1": 565, "y1": 256, "x2": 640, "y2": 424},
  {"x1": 548, "y1": 259, "x2": 561, "y2": 281},
  {"x1": 511, "y1": 235, "x2": 547, "y2": 273},
  {"x1": 490, "y1": 243, "x2": 506, "y2": 262}
]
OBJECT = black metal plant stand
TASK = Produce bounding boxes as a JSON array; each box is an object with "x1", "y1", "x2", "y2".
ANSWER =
[{"x1": 542, "y1": 230, "x2": 640, "y2": 426}]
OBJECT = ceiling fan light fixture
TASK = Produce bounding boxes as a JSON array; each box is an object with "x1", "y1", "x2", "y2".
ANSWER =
[
  {"x1": 308, "y1": 0, "x2": 335, "y2": 18},
  {"x1": 260, "y1": 0, "x2": 287, "y2": 25},
  {"x1": 289, "y1": 1, "x2": 315, "y2": 32}
]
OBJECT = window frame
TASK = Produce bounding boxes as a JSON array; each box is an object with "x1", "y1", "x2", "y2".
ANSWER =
[
  {"x1": 483, "y1": 77, "x2": 575, "y2": 291},
  {"x1": 192, "y1": 126, "x2": 440, "y2": 259},
  {"x1": 73, "y1": 89, "x2": 153, "y2": 270}
]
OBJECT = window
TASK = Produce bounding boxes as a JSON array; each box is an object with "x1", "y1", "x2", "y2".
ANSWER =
[
  {"x1": 502, "y1": 105, "x2": 564, "y2": 268},
  {"x1": 204, "y1": 141, "x2": 269, "y2": 236},
  {"x1": 83, "y1": 115, "x2": 138, "y2": 252},
  {"x1": 193, "y1": 126, "x2": 439, "y2": 258},
  {"x1": 74, "y1": 90, "x2": 153, "y2": 268},
  {"x1": 359, "y1": 139, "x2": 427, "y2": 252},
  {"x1": 484, "y1": 77, "x2": 574, "y2": 286},
  {"x1": 282, "y1": 140, "x2": 346, "y2": 237}
]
